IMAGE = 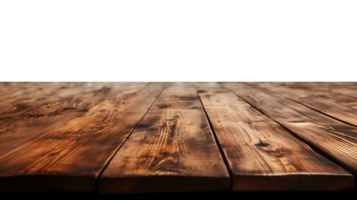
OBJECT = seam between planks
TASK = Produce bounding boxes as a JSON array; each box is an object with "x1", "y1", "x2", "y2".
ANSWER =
[
  {"x1": 194, "y1": 84, "x2": 233, "y2": 190},
  {"x1": 299, "y1": 103, "x2": 357, "y2": 128},
  {"x1": 95, "y1": 82, "x2": 167, "y2": 192},
  {"x1": 219, "y1": 82, "x2": 357, "y2": 181},
  {"x1": 248, "y1": 83, "x2": 357, "y2": 128}
]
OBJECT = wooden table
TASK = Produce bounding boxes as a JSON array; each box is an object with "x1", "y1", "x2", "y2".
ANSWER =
[{"x1": 1, "y1": 82, "x2": 357, "y2": 194}]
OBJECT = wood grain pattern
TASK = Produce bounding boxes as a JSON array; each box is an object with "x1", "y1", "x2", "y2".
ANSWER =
[
  {"x1": 98, "y1": 82, "x2": 230, "y2": 194},
  {"x1": 0, "y1": 82, "x2": 51, "y2": 99},
  {"x1": 250, "y1": 82, "x2": 357, "y2": 127},
  {"x1": 220, "y1": 82, "x2": 357, "y2": 179},
  {"x1": 261, "y1": 82, "x2": 357, "y2": 99},
  {"x1": 0, "y1": 82, "x2": 120, "y2": 157},
  {"x1": 0, "y1": 82, "x2": 83, "y2": 104},
  {"x1": 323, "y1": 82, "x2": 357, "y2": 98},
  {"x1": 195, "y1": 82, "x2": 354, "y2": 191},
  {"x1": 0, "y1": 82, "x2": 165, "y2": 192}
]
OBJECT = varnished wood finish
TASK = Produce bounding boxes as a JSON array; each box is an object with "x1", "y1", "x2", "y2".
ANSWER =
[
  {"x1": 98, "y1": 83, "x2": 230, "y2": 194},
  {"x1": 0, "y1": 83, "x2": 165, "y2": 192},
  {"x1": 1, "y1": 82, "x2": 357, "y2": 194},
  {"x1": 250, "y1": 82, "x2": 357, "y2": 127},
  {"x1": 0, "y1": 82, "x2": 116, "y2": 157},
  {"x1": 195, "y1": 82, "x2": 354, "y2": 191},
  {"x1": 221, "y1": 82, "x2": 357, "y2": 178}
]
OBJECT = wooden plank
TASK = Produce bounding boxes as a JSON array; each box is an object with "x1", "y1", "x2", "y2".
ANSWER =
[
  {"x1": 0, "y1": 82, "x2": 165, "y2": 192},
  {"x1": 220, "y1": 82, "x2": 357, "y2": 180},
  {"x1": 194, "y1": 82, "x2": 354, "y2": 191},
  {"x1": 0, "y1": 82, "x2": 80, "y2": 104},
  {"x1": 249, "y1": 82, "x2": 357, "y2": 127},
  {"x1": 0, "y1": 82, "x2": 47, "y2": 97},
  {"x1": 246, "y1": 81, "x2": 357, "y2": 98},
  {"x1": 0, "y1": 82, "x2": 123, "y2": 157},
  {"x1": 315, "y1": 82, "x2": 357, "y2": 99},
  {"x1": 283, "y1": 81, "x2": 357, "y2": 98},
  {"x1": 0, "y1": 82, "x2": 108, "y2": 114},
  {"x1": 98, "y1": 82, "x2": 230, "y2": 194}
]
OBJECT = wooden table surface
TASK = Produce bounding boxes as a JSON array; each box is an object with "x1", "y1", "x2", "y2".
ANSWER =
[{"x1": 1, "y1": 82, "x2": 357, "y2": 194}]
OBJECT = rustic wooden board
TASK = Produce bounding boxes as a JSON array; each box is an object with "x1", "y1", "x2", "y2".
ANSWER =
[
  {"x1": 260, "y1": 82, "x2": 357, "y2": 100},
  {"x1": 195, "y1": 82, "x2": 354, "y2": 191},
  {"x1": 221, "y1": 82, "x2": 357, "y2": 181},
  {"x1": 0, "y1": 82, "x2": 52, "y2": 98},
  {"x1": 250, "y1": 82, "x2": 357, "y2": 127},
  {"x1": 323, "y1": 82, "x2": 357, "y2": 98},
  {"x1": 0, "y1": 82, "x2": 165, "y2": 192},
  {"x1": 98, "y1": 82, "x2": 230, "y2": 194},
  {"x1": 286, "y1": 81, "x2": 357, "y2": 101},
  {"x1": 0, "y1": 82, "x2": 121, "y2": 157},
  {"x1": 0, "y1": 82, "x2": 70, "y2": 111}
]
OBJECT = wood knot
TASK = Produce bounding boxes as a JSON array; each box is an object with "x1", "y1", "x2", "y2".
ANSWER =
[{"x1": 254, "y1": 143, "x2": 270, "y2": 147}]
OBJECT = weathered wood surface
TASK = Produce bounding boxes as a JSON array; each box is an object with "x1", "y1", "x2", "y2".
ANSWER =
[
  {"x1": 0, "y1": 82, "x2": 165, "y2": 192},
  {"x1": 250, "y1": 82, "x2": 357, "y2": 127},
  {"x1": 1, "y1": 82, "x2": 357, "y2": 193},
  {"x1": 322, "y1": 82, "x2": 357, "y2": 98},
  {"x1": 261, "y1": 82, "x2": 357, "y2": 99},
  {"x1": 221, "y1": 82, "x2": 357, "y2": 179},
  {"x1": 99, "y1": 82, "x2": 230, "y2": 194},
  {"x1": 0, "y1": 82, "x2": 117, "y2": 157},
  {"x1": 195, "y1": 82, "x2": 354, "y2": 191}
]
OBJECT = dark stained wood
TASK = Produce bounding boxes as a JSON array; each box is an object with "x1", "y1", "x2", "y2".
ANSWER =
[
  {"x1": 250, "y1": 82, "x2": 357, "y2": 127},
  {"x1": 0, "y1": 82, "x2": 125, "y2": 157},
  {"x1": 0, "y1": 83, "x2": 165, "y2": 192},
  {"x1": 195, "y1": 82, "x2": 354, "y2": 191},
  {"x1": 98, "y1": 82, "x2": 230, "y2": 194},
  {"x1": 220, "y1": 82, "x2": 357, "y2": 179}
]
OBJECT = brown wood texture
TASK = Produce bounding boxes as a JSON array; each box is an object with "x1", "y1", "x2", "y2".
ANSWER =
[
  {"x1": 195, "y1": 82, "x2": 354, "y2": 191},
  {"x1": 220, "y1": 82, "x2": 357, "y2": 179},
  {"x1": 0, "y1": 82, "x2": 165, "y2": 192},
  {"x1": 98, "y1": 82, "x2": 230, "y2": 194},
  {"x1": 321, "y1": 82, "x2": 357, "y2": 98},
  {"x1": 261, "y1": 82, "x2": 357, "y2": 99},
  {"x1": 0, "y1": 82, "x2": 56, "y2": 99},
  {"x1": 250, "y1": 82, "x2": 357, "y2": 127},
  {"x1": 0, "y1": 82, "x2": 117, "y2": 157}
]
